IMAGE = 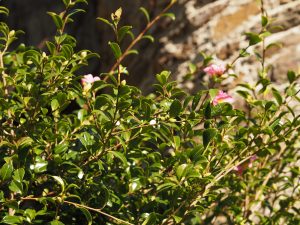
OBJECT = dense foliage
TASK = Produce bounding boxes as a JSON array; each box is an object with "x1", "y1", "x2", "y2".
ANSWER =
[{"x1": 0, "y1": 0, "x2": 300, "y2": 224}]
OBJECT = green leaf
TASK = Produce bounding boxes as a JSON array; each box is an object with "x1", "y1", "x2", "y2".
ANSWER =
[
  {"x1": 62, "y1": 0, "x2": 71, "y2": 7},
  {"x1": 192, "y1": 92, "x2": 202, "y2": 110},
  {"x1": 239, "y1": 48, "x2": 250, "y2": 57},
  {"x1": 162, "y1": 13, "x2": 176, "y2": 20},
  {"x1": 46, "y1": 41, "x2": 56, "y2": 54},
  {"x1": 169, "y1": 99, "x2": 182, "y2": 117},
  {"x1": 142, "y1": 212, "x2": 157, "y2": 225},
  {"x1": 97, "y1": 17, "x2": 113, "y2": 27},
  {"x1": 17, "y1": 137, "x2": 33, "y2": 149},
  {"x1": 204, "y1": 102, "x2": 211, "y2": 119},
  {"x1": 50, "y1": 221, "x2": 65, "y2": 225},
  {"x1": 51, "y1": 99, "x2": 60, "y2": 111},
  {"x1": 176, "y1": 164, "x2": 191, "y2": 180},
  {"x1": 77, "y1": 109, "x2": 87, "y2": 122},
  {"x1": 24, "y1": 209, "x2": 36, "y2": 221},
  {"x1": 79, "y1": 208, "x2": 92, "y2": 225},
  {"x1": 261, "y1": 16, "x2": 268, "y2": 27},
  {"x1": 77, "y1": 132, "x2": 95, "y2": 147},
  {"x1": 47, "y1": 12, "x2": 63, "y2": 29},
  {"x1": 126, "y1": 49, "x2": 139, "y2": 55},
  {"x1": 108, "y1": 42, "x2": 122, "y2": 59},
  {"x1": 203, "y1": 128, "x2": 217, "y2": 148},
  {"x1": 156, "y1": 182, "x2": 177, "y2": 192},
  {"x1": 260, "y1": 31, "x2": 271, "y2": 38},
  {"x1": 173, "y1": 136, "x2": 180, "y2": 150},
  {"x1": 9, "y1": 180, "x2": 23, "y2": 194},
  {"x1": 31, "y1": 160, "x2": 48, "y2": 173},
  {"x1": 74, "y1": 0, "x2": 88, "y2": 4},
  {"x1": 156, "y1": 71, "x2": 170, "y2": 85},
  {"x1": 139, "y1": 7, "x2": 150, "y2": 23},
  {"x1": 129, "y1": 179, "x2": 141, "y2": 192},
  {"x1": 245, "y1": 32, "x2": 262, "y2": 46},
  {"x1": 2, "y1": 216, "x2": 23, "y2": 224},
  {"x1": 117, "y1": 25, "x2": 132, "y2": 42},
  {"x1": 54, "y1": 142, "x2": 69, "y2": 154},
  {"x1": 172, "y1": 215, "x2": 182, "y2": 223},
  {"x1": 142, "y1": 35, "x2": 155, "y2": 43},
  {"x1": 237, "y1": 90, "x2": 249, "y2": 99},
  {"x1": 0, "y1": 6, "x2": 9, "y2": 16},
  {"x1": 108, "y1": 151, "x2": 127, "y2": 166},
  {"x1": 61, "y1": 44, "x2": 74, "y2": 59},
  {"x1": 51, "y1": 176, "x2": 65, "y2": 193},
  {"x1": 209, "y1": 89, "x2": 219, "y2": 100},
  {"x1": 13, "y1": 168, "x2": 25, "y2": 183},
  {"x1": 66, "y1": 9, "x2": 85, "y2": 19},
  {"x1": 266, "y1": 42, "x2": 282, "y2": 50},
  {"x1": 188, "y1": 63, "x2": 196, "y2": 74},
  {"x1": 287, "y1": 70, "x2": 296, "y2": 84},
  {"x1": 0, "y1": 163, "x2": 13, "y2": 181},
  {"x1": 0, "y1": 141, "x2": 14, "y2": 149},
  {"x1": 272, "y1": 88, "x2": 283, "y2": 105}
]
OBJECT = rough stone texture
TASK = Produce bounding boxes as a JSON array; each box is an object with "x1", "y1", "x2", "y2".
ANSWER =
[
  {"x1": 156, "y1": 0, "x2": 300, "y2": 94},
  {"x1": 2, "y1": 0, "x2": 300, "y2": 93}
]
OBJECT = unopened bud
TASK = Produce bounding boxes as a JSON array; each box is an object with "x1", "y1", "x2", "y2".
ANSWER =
[
  {"x1": 121, "y1": 80, "x2": 126, "y2": 86},
  {"x1": 149, "y1": 119, "x2": 156, "y2": 125},
  {"x1": 81, "y1": 51, "x2": 87, "y2": 58},
  {"x1": 62, "y1": 60, "x2": 69, "y2": 66},
  {"x1": 169, "y1": 118, "x2": 176, "y2": 122},
  {"x1": 8, "y1": 30, "x2": 15, "y2": 37}
]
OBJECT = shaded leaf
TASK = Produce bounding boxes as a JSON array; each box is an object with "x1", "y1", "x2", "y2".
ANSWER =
[
  {"x1": 139, "y1": 7, "x2": 150, "y2": 23},
  {"x1": 108, "y1": 42, "x2": 122, "y2": 59},
  {"x1": 79, "y1": 208, "x2": 92, "y2": 225},
  {"x1": 0, "y1": 163, "x2": 13, "y2": 181},
  {"x1": 169, "y1": 99, "x2": 182, "y2": 117},
  {"x1": 203, "y1": 128, "x2": 217, "y2": 148}
]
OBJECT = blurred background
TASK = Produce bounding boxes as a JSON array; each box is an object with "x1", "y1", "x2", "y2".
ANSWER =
[{"x1": 1, "y1": 0, "x2": 300, "y2": 93}]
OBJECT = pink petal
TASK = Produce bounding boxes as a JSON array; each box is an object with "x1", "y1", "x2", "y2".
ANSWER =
[
  {"x1": 234, "y1": 165, "x2": 244, "y2": 176},
  {"x1": 93, "y1": 76, "x2": 100, "y2": 82},
  {"x1": 81, "y1": 74, "x2": 100, "y2": 85},
  {"x1": 82, "y1": 74, "x2": 94, "y2": 84},
  {"x1": 212, "y1": 90, "x2": 234, "y2": 105},
  {"x1": 204, "y1": 64, "x2": 226, "y2": 76}
]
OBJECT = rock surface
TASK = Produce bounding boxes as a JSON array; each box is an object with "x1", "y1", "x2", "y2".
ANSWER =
[{"x1": 157, "y1": 0, "x2": 300, "y2": 93}]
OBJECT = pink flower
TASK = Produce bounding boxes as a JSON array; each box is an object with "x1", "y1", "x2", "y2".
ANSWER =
[
  {"x1": 248, "y1": 155, "x2": 257, "y2": 168},
  {"x1": 234, "y1": 155, "x2": 257, "y2": 176},
  {"x1": 235, "y1": 165, "x2": 245, "y2": 176},
  {"x1": 81, "y1": 74, "x2": 100, "y2": 85},
  {"x1": 212, "y1": 90, "x2": 234, "y2": 106},
  {"x1": 203, "y1": 64, "x2": 226, "y2": 77}
]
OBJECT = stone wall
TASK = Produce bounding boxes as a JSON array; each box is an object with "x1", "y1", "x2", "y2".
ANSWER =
[{"x1": 155, "y1": 0, "x2": 300, "y2": 93}]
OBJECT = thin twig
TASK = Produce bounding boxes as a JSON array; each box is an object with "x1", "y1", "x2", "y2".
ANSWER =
[
  {"x1": 103, "y1": 0, "x2": 176, "y2": 81},
  {"x1": 64, "y1": 200, "x2": 134, "y2": 225},
  {"x1": 21, "y1": 197, "x2": 134, "y2": 225}
]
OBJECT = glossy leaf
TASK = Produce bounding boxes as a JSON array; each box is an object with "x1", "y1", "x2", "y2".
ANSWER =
[{"x1": 108, "y1": 41, "x2": 122, "y2": 59}]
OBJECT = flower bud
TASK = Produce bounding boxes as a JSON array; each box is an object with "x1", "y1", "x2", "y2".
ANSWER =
[
  {"x1": 149, "y1": 119, "x2": 156, "y2": 125},
  {"x1": 169, "y1": 118, "x2": 176, "y2": 122},
  {"x1": 62, "y1": 60, "x2": 69, "y2": 66},
  {"x1": 8, "y1": 30, "x2": 15, "y2": 37},
  {"x1": 81, "y1": 51, "x2": 87, "y2": 58},
  {"x1": 121, "y1": 80, "x2": 126, "y2": 86}
]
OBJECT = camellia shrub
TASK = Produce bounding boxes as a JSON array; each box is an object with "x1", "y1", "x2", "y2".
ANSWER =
[{"x1": 0, "y1": 0, "x2": 300, "y2": 224}]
